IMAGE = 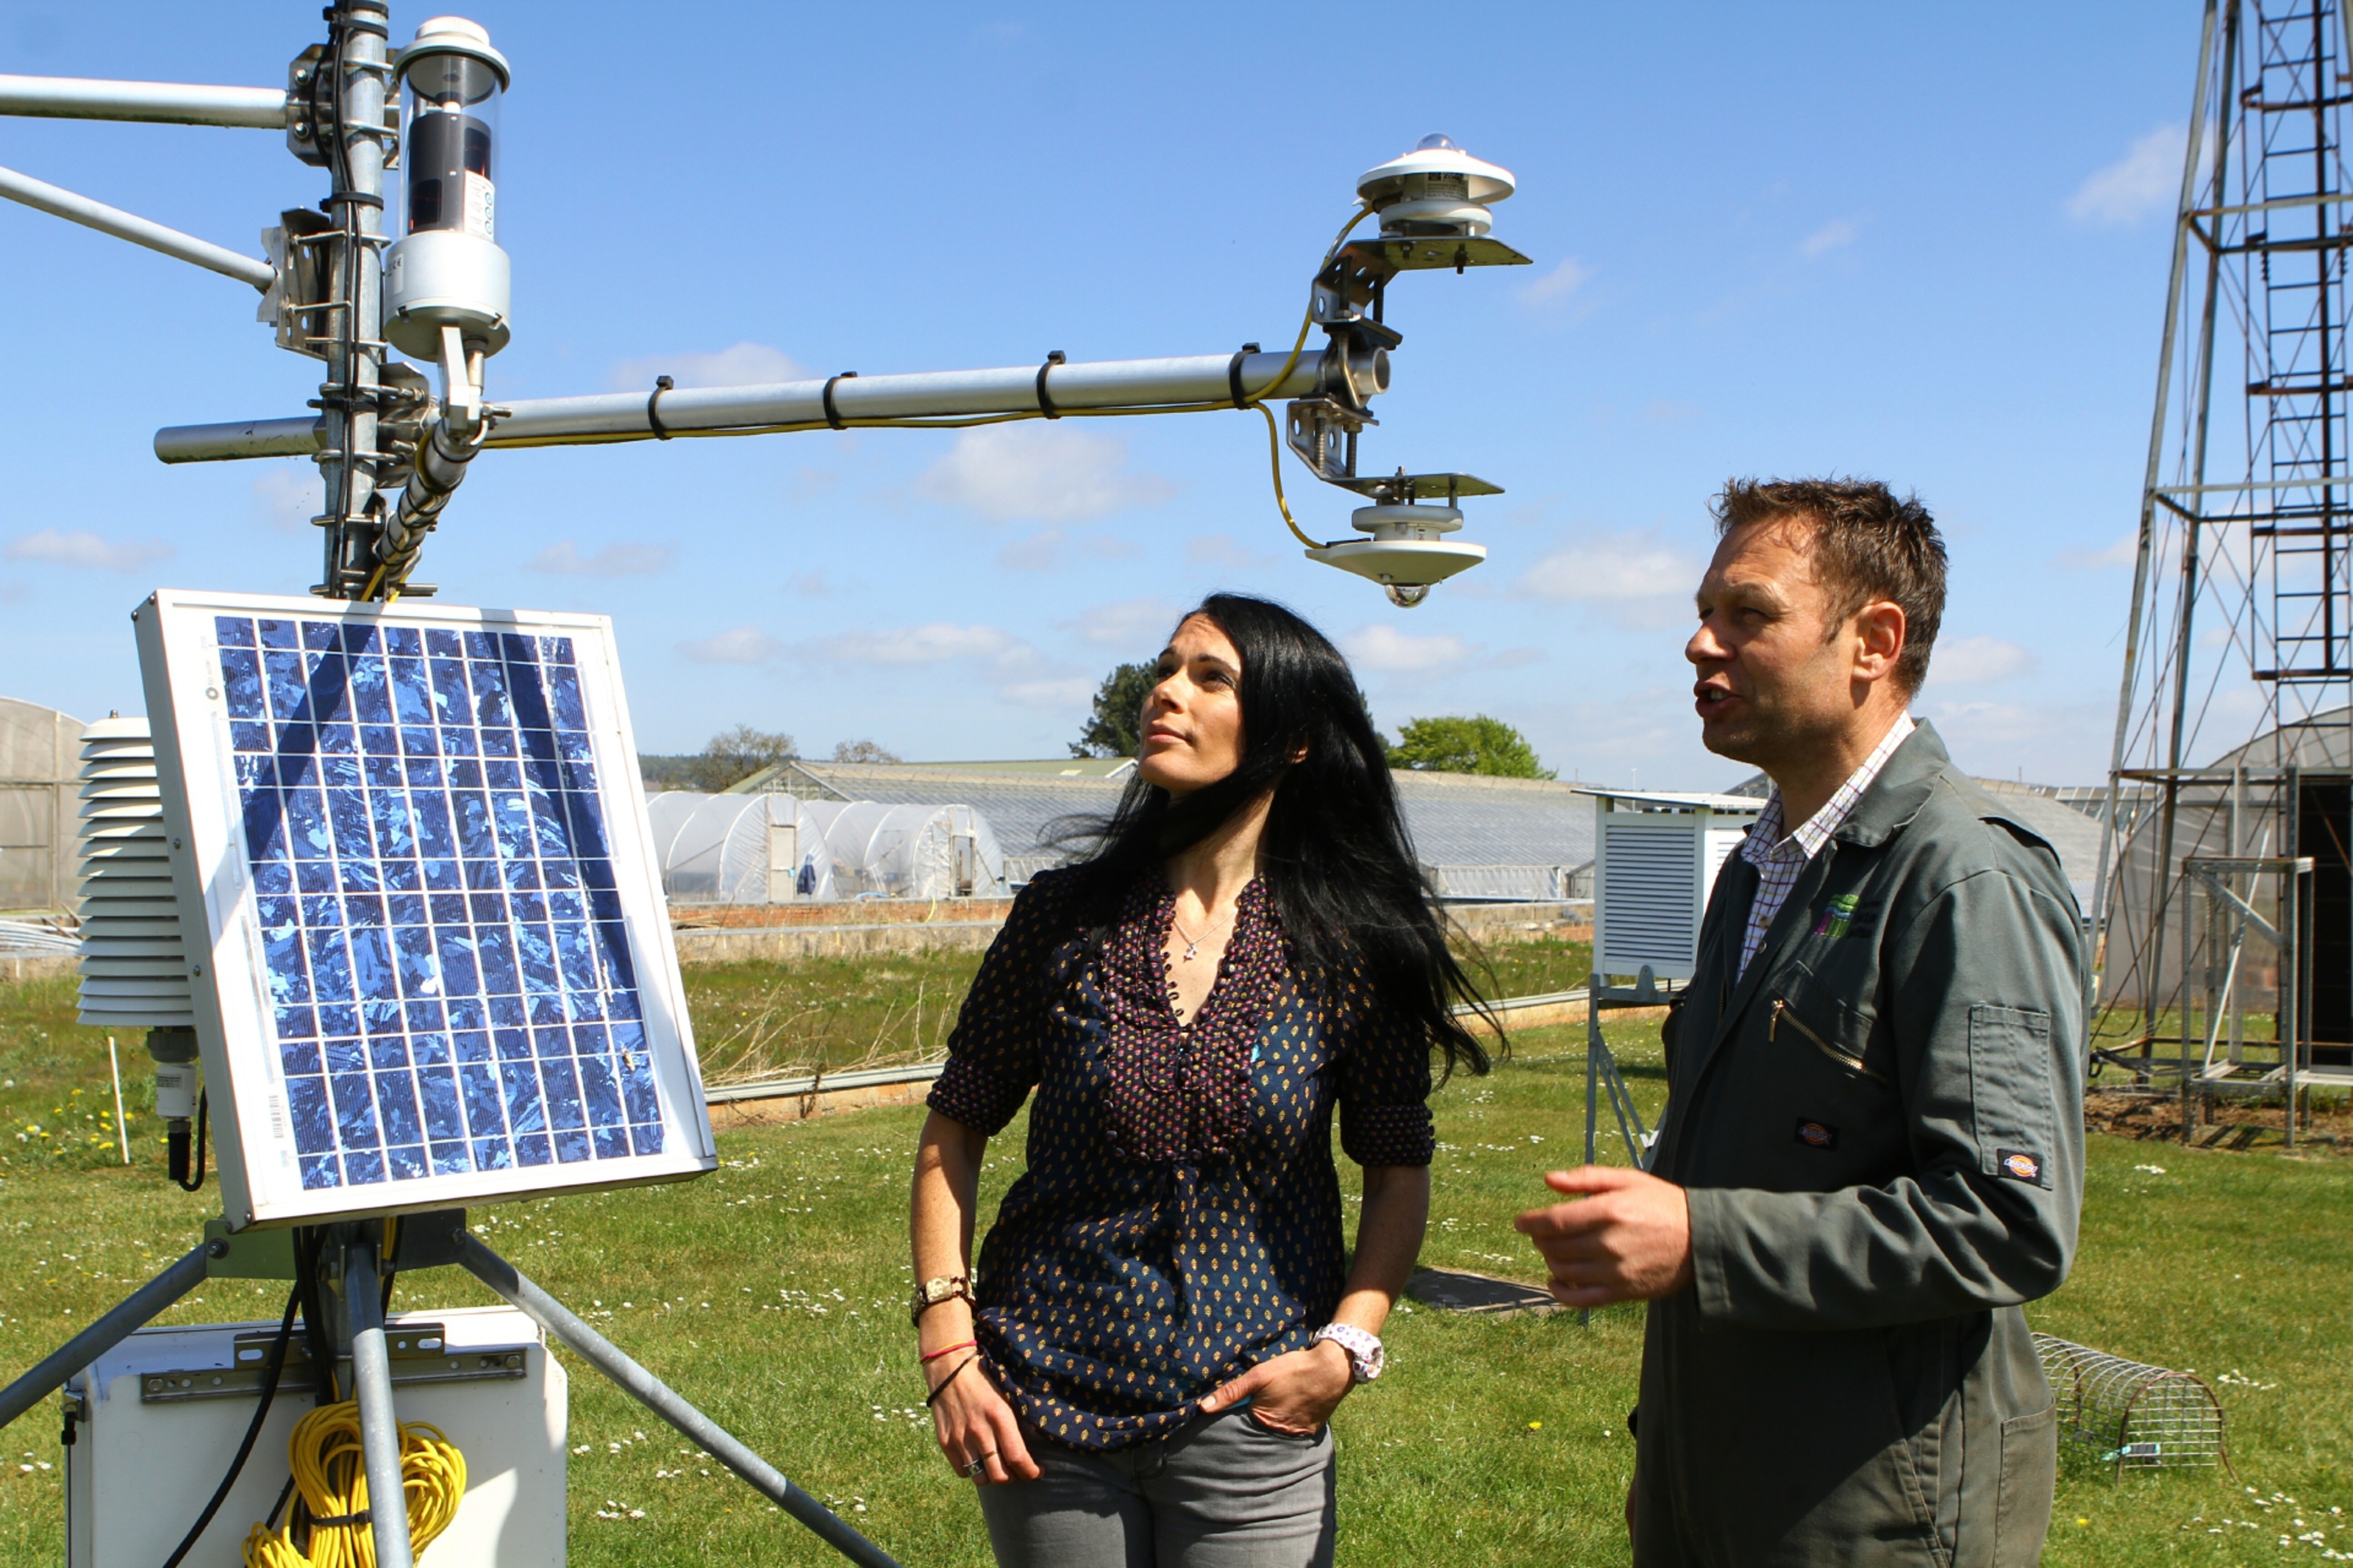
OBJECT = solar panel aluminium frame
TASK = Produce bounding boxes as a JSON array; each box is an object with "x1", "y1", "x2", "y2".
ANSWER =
[{"x1": 135, "y1": 588, "x2": 716, "y2": 1228}]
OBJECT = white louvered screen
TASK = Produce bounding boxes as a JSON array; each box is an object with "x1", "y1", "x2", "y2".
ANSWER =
[
  {"x1": 1597, "y1": 820, "x2": 1699, "y2": 978},
  {"x1": 75, "y1": 716, "x2": 195, "y2": 1029}
]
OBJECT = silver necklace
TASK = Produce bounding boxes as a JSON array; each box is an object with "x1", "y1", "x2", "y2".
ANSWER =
[{"x1": 1170, "y1": 906, "x2": 1232, "y2": 962}]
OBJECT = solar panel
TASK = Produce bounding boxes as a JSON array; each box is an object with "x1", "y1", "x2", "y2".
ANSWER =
[{"x1": 134, "y1": 590, "x2": 715, "y2": 1227}]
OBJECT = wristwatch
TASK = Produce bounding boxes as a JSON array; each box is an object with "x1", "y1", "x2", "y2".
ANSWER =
[
  {"x1": 909, "y1": 1274, "x2": 973, "y2": 1325},
  {"x1": 1313, "y1": 1322, "x2": 1385, "y2": 1383}
]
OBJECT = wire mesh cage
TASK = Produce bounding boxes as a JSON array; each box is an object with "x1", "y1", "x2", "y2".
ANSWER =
[{"x1": 2035, "y1": 1333, "x2": 2232, "y2": 1476}]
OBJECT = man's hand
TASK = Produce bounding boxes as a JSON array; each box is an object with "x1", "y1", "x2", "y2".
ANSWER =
[
  {"x1": 1513, "y1": 1165, "x2": 1696, "y2": 1308},
  {"x1": 1197, "y1": 1339, "x2": 1353, "y2": 1435}
]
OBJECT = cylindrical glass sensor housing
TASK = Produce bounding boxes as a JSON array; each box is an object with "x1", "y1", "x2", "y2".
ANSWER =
[{"x1": 401, "y1": 52, "x2": 501, "y2": 241}]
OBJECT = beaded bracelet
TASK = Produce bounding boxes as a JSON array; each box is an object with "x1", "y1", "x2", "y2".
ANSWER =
[{"x1": 920, "y1": 1339, "x2": 976, "y2": 1364}]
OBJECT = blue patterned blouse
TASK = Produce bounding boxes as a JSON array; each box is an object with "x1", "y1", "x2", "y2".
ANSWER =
[{"x1": 926, "y1": 864, "x2": 1436, "y2": 1452}]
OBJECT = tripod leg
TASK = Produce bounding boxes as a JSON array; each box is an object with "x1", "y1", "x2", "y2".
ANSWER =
[
  {"x1": 454, "y1": 1232, "x2": 901, "y2": 1568},
  {"x1": 0, "y1": 1242, "x2": 207, "y2": 1431},
  {"x1": 1584, "y1": 1009, "x2": 1601, "y2": 1169},
  {"x1": 343, "y1": 1236, "x2": 418, "y2": 1568}
]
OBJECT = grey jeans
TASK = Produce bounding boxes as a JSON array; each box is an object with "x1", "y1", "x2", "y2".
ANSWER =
[{"x1": 976, "y1": 1406, "x2": 1337, "y2": 1568}]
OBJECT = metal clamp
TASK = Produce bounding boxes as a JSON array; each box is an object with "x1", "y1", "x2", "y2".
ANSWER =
[
  {"x1": 823, "y1": 371, "x2": 858, "y2": 431},
  {"x1": 1035, "y1": 350, "x2": 1067, "y2": 418},
  {"x1": 646, "y1": 374, "x2": 676, "y2": 440},
  {"x1": 1227, "y1": 343, "x2": 1261, "y2": 409}
]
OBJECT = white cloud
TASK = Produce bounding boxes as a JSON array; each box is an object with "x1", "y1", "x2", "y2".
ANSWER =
[
  {"x1": 999, "y1": 677, "x2": 1096, "y2": 709},
  {"x1": 3, "y1": 528, "x2": 172, "y2": 573},
  {"x1": 2068, "y1": 125, "x2": 2184, "y2": 225},
  {"x1": 1070, "y1": 597, "x2": 1181, "y2": 650},
  {"x1": 802, "y1": 623, "x2": 1016, "y2": 665},
  {"x1": 915, "y1": 424, "x2": 1176, "y2": 524},
  {"x1": 1187, "y1": 532, "x2": 1282, "y2": 571},
  {"x1": 1920, "y1": 698, "x2": 2111, "y2": 784},
  {"x1": 1515, "y1": 534, "x2": 1703, "y2": 604},
  {"x1": 793, "y1": 618, "x2": 1093, "y2": 713},
  {"x1": 997, "y1": 529, "x2": 1066, "y2": 572},
  {"x1": 1518, "y1": 256, "x2": 1593, "y2": 308},
  {"x1": 606, "y1": 340, "x2": 807, "y2": 392},
  {"x1": 1923, "y1": 634, "x2": 2036, "y2": 687},
  {"x1": 2056, "y1": 532, "x2": 2138, "y2": 570},
  {"x1": 527, "y1": 540, "x2": 674, "y2": 576},
  {"x1": 252, "y1": 463, "x2": 315, "y2": 533},
  {"x1": 1800, "y1": 218, "x2": 1859, "y2": 257},
  {"x1": 1343, "y1": 623, "x2": 1473, "y2": 673},
  {"x1": 679, "y1": 625, "x2": 782, "y2": 664}
]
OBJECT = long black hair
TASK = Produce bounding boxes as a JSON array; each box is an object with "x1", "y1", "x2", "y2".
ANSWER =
[{"x1": 1057, "y1": 593, "x2": 1496, "y2": 1077}]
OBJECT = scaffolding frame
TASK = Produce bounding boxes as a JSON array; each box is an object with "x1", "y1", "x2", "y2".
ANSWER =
[{"x1": 2096, "y1": 0, "x2": 2353, "y2": 1128}]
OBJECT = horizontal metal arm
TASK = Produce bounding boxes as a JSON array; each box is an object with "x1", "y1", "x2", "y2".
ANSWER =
[
  {"x1": 0, "y1": 163, "x2": 273, "y2": 289},
  {"x1": 154, "y1": 348, "x2": 1340, "y2": 462},
  {"x1": 0, "y1": 73, "x2": 287, "y2": 129},
  {"x1": 155, "y1": 417, "x2": 324, "y2": 463}
]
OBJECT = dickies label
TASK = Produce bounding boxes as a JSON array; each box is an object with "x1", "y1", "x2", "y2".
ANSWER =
[
  {"x1": 1793, "y1": 1119, "x2": 1839, "y2": 1150},
  {"x1": 1998, "y1": 1148, "x2": 2044, "y2": 1185}
]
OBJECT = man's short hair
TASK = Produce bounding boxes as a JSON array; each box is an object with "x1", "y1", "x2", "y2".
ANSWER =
[{"x1": 1710, "y1": 476, "x2": 1946, "y2": 692}]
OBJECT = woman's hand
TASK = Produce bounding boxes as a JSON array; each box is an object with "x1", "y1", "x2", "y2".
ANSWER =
[
  {"x1": 1196, "y1": 1339, "x2": 1353, "y2": 1435},
  {"x1": 927, "y1": 1352, "x2": 1040, "y2": 1484}
]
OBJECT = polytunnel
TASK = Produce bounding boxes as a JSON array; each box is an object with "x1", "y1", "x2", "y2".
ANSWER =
[{"x1": 645, "y1": 792, "x2": 1007, "y2": 903}]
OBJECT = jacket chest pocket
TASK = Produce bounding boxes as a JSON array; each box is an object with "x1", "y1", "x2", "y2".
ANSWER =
[{"x1": 1769, "y1": 982, "x2": 1890, "y2": 1086}]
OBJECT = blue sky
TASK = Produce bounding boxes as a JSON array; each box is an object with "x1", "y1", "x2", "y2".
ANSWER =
[{"x1": 0, "y1": 3, "x2": 2197, "y2": 788}]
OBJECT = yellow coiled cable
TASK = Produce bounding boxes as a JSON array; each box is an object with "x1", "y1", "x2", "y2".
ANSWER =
[{"x1": 242, "y1": 1401, "x2": 466, "y2": 1568}]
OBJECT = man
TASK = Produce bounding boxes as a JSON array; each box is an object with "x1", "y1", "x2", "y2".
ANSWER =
[{"x1": 1516, "y1": 478, "x2": 2082, "y2": 1567}]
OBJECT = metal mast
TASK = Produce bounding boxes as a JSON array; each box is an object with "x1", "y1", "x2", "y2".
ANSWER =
[{"x1": 2096, "y1": 0, "x2": 2353, "y2": 1134}]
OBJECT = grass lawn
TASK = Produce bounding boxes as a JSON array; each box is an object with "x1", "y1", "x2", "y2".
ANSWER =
[{"x1": 0, "y1": 970, "x2": 2344, "y2": 1564}]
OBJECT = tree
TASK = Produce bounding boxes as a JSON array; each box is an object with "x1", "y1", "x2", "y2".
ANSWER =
[
  {"x1": 686, "y1": 725, "x2": 798, "y2": 792},
  {"x1": 832, "y1": 739, "x2": 902, "y2": 765},
  {"x1": 1071, "y1": 662, "x2": 1158, "y2": 758},
  {"x1": 1385, "y1": 715, "x2": 1553, "y2": 779}
]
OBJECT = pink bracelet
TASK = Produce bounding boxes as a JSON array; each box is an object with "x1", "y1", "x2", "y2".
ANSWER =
[{"x1": 921, "y1": 1339, "x2": 977, "y2": 1364}]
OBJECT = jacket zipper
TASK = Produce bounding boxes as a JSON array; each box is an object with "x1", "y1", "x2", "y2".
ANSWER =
[{"x1": 1770, "y1": 998, "x2": 1889, "y2": 1084}]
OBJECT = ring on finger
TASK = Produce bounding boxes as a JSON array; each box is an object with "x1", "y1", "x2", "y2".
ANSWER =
[{"x1": 964, "y1": 1458, "x2": 987, "y2": 1478}]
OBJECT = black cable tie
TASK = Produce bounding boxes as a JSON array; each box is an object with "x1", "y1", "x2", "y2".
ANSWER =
[
  {"x1": 646, "y1": 375, "x2": 675, "y2": 440},
  {"x1": 329, "y1": 192, "x2": 385, "y2": 210},
  {"x1": 308, "y1": 1509, "x2": 373, "y2": 1529},
  {"x1": 1036, "y1": 349, "x2": 1067, "y2": 419},
  {"x1": 1227, "y1": 343, "x2": 1262, "y2": 409},
  {"x1": 822, "y1": 371, "x2": 858, "y2": 431}
]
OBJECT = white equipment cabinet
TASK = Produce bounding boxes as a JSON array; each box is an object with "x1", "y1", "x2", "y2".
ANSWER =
[
  {"x1": 1583, "y1": 790, "x2": 1762, "y2": 984},
  {"x1": 65, "y1": 1306, "x2": 565, "y2": 1568}
]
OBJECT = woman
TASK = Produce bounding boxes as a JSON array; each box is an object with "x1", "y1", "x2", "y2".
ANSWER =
[{"x1": 907, "y1": 593, "x2": 1495, "y2": 1567}]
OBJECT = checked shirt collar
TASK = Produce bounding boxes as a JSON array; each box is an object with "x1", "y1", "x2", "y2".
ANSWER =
[{"x1": 1735, "y1": 712, "x2": 1914, "y2": 978}]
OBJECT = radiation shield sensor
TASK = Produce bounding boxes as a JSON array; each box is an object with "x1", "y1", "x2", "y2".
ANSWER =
[
  {"x1": 133, "y1": 589, "x2": 716, "y2": 1229},
  {"x1": 1307, "y1": 470, "x2": 1500, "y2": 608}
]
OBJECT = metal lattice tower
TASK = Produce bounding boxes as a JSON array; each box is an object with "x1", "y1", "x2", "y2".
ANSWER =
[{"x1": 2096, "y1": 0, "x2": 2353, "y2": 1124}]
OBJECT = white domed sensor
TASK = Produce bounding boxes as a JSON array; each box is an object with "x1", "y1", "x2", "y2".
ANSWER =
[{"x1": 1355, "y1": 133, "x2": 1516, "y2": 238}]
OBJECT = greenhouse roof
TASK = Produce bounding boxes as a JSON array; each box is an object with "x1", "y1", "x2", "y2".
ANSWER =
[{"x1": 757, "y1": 759, "x2": 1608, "y2": 873}]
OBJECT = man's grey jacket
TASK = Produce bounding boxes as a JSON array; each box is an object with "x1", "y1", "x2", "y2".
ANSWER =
[{"x1": 1632, "y1": 721, "x2": 2085, "y2": 1568}]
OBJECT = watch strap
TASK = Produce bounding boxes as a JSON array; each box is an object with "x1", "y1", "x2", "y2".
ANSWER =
[
  {"x1": 1313, "y1": 1322, "x2": 1384, "y2": 1383},
  {"x1": 909, "y1": 1274, "x2": 973, "y2": 1326}
]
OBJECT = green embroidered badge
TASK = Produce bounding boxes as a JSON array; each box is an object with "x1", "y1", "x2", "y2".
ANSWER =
[{"x1": 1818, "y1": 892, "x2": 1862, "y2": 939}]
